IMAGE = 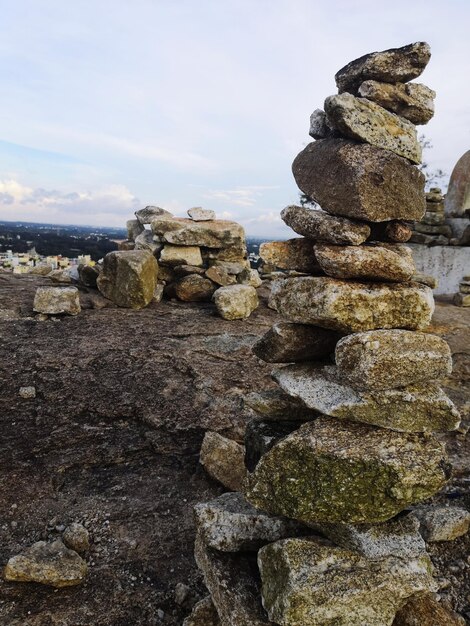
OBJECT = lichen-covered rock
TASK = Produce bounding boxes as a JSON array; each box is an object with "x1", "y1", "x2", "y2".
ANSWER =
[
  {"x1": 200, "y1": 431, "x2": 246, "y2": 491},
  {"x1": 245, "y1": 419, "x2": 302, "y2": 471},
  {"x1": 205, "y1": 265, "x2": 237, "y2": 286},
  {"x1": 335, "y1": 41, "x2": 431, "y2": 94},
  {"x1": 258, "y1": 536, "x2": 436, "y2": 626},
  {"x1": 126, "y1": 219, "x2": 145, "y2": 240},
  {"x1": 359, "y1": 80, "x2": 435, "y2": 125},
  {"x1": 151, "y1": 217, "x2": 246, "y2": 249},
  {"x1": 194, "y1": 535, "x2": 273, "y2": 626},
  {"x1": 259, "y1": 239, "x2": 322, "y2": 273},
  {"x1": 159, "y1": 245, "x2": 203, "y2": 267},
  {"x1": 213, "y1": 285, "x2": 258, "y2": 320},
  {"x1": 335, "y1": 330, "x2": 452, "y2": 390},
  {"x1": 393, "y1": 592, "x2": 465, "y2": 626},
  {"x1": 269, "y1": 277, "x2": 434, "y2": 332},
  {"x1": 314, "y1": 243, "x2": 415, "y2": 282},
  {"x1": 252, "y1": 322, "x2": 340, "y2": 363},
  {"x1": 194, "y1": 492, "x2": 302, "y2": 552},
  {"x1": 273, "y1": 364, "x2": 460, "y2": 432},
  {"x1": 97, "y1": 250, "x2": 158, "y2": 309},
  {"x1": 62, "y1": 523, "x2": 90, "y2": 554},
  {"x1": 244, "y1": 388, "x2": 318, "y2": 422},
  {"x1": 175, "y1": 275, "x2": 216, "y2": 302},
  {"x1": 324, "y1": 93, "x2": 421, "y2": 163},
  {"x1": 292, "y1": 140, "x2": 426, "y2": 222},
  {"x1": 237, "y1": 268, "x2": 262, "y2": 288},
  {"x1": 245, "y1": 417, "x2": 449, "y2": 524},
  {"x1": 134, "y1": 230, "x2": 162, "y2": 255},
  {"x1": 280, "y1": 205, "x2": 370, "y2": 245},
  {"x1": 135, "y1": 206, "x2": 173, "y2": 224},
  {"x1": 188, "y1": 207, "x2": 216, "y2": 221},
  {"x1": 183, "y1": 596, "x2": 220, "y2": 626},
  {"x1": 4, "y1": 540, "x2": 87, "y2": 588},
  {"x1": 33, "y1": 286, "x2": 81, "y2": 316},
  {"x1": 412, "y1": 506, "x2": 470, "y2": 542}
]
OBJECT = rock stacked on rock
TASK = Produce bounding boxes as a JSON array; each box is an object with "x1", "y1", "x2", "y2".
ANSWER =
[
  {"x1": 410, "y1": 187, "x2": 453, "y2": 246},
  {"x1": 189, "y1": 42, "x2": 466, "y2": 626},
  {"x1": 116, "y1": 206, "x2": 261, "y2": 317},
  {"x1": 453, "y1": 274, "x2": 470, "y2": 306}
]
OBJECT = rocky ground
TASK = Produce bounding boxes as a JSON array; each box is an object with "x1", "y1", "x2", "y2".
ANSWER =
[{"x1": 0, "y1": 273, "x2": 468, "y2": 625}]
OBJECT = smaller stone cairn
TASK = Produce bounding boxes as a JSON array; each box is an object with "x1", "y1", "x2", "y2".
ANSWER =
[
  {"x1": 189, "y1": 42, "x2": 467, "y2": 626},
  {"x1": 410, "y1": 187, "x2": 453, "y2": 246},
  {"x1": 453, "y1": 274, "x2": 470, "y2": 306}
]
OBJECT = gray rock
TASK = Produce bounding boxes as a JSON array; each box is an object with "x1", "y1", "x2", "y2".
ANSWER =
[
  {"x1": 126, "y1": 219, "x2": 145, "y2": 241},
  {"x1": 412, "y1": 506, "x2": 470, "y2": 542},
  {"x1": 273, "y1": 364, "x2": 460, "y2": 433},
  {"x1": 213, "y1": 285, "x2": 259, "y2": 320},
  {"x1": 200, "y1": 431, "x2": 247, "y2": 492},
  {"x1": 205, "y1": 265, "x2": 237, "y2": 286},
  {"x1": 335, "y1": 41, "x2": 431, "y2": 94},
  {"x1": 292, "y1": 139, "x2": 426, "y2": 222},
  {"x1": 309, "y1": 109, "x2": 335, "y2": 139},
  {"x1": 281, "y1": 205, "x2": 370, "y2": 245},
  {"x1": 134, "y1": 230, "x2": 162, "y2": 255},
  {"x1": 411, "y1": 273, "x2": 438, "y2": 289},
  {"x1": 151, "y1": 217, "x2": 246, "y2": 249},
  {"x1": 358, "y1": 80, "x2": 435, "y2": 125},
  {"x1": 183, "y1": 596, "x2": 220, "y2": 626},
  {"x1": 135, "y1": 206, "x2": 173, "y2": 225},
  {"x1": 245, "y1": 419, "x2": 302, "y2": 471},
  {"x1": 188, "y1": 207, "x2": 216, "y2": 221},
  {"x1": 78, "y1": 263, "x2": 100, "y2": 288},
  {"x1": 243, "y1": 388, "x2": 318, "y2": 422},
  {"x1": 33, "y1": 286, "x2": 81, "y2": 316},
  {"x1": 194, "y1": 492, "x2": 303, "y2": 551},
  {"x1": 62, "y1": 523, "x2": 90, "y2": 553},
  {"x1": 252, "y1": 322, "x2": 340, "y2": 363},
  {"x1": 237, "y1": 268, "x2": 262, "y2": 288},
  {"x1": 324, "y1": 93, "x2": 421, "y2": 163}
]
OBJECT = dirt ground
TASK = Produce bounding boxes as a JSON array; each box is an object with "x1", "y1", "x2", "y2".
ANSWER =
[{"x1": 0, "y1": 274, "x2": 468, "y2": 625}]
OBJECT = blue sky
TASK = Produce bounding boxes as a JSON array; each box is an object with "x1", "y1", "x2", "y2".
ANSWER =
[{"x1": 0, "y1": 0, "x2": 469, "y2": 237}]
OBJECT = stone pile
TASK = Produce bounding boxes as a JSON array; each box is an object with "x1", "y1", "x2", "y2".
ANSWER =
[
  {"x1": 410, "y1": 187, "x2": 453, "y2": 246},
  {"x1": 188, "y1": 43, "x2": 467, "y2": 626},
  {"x1": 453, "y1": 274, "x2": 470, "y2": 307}
]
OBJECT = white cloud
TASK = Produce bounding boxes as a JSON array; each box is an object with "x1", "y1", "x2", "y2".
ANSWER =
[{"x1": 203, "y1": 186, "x2": 280, "y2": 207}]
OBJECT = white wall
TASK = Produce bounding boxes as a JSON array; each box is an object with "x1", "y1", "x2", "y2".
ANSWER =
[{"x1": 408, "y1": 245, "x2": 470, "y2": 295}]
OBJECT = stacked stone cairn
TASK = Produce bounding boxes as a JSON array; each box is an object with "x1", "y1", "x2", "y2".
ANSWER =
[
  {"x1": 188, "y1": 43, "x2": 467, "y2": 626},
  {"x1": 453, "y1": 274, "x2": 470, "y2": 307},
  {"x1": 410, "y1": 187, "x2": 453, "y2": 246},
  {"x1": 110, "y1": 206, "x2": 261, "y2": 319}
]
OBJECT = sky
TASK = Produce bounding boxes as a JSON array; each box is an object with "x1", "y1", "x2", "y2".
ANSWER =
[{"x1": 0, "y1": 0, "x2": 469, "y2": 237}]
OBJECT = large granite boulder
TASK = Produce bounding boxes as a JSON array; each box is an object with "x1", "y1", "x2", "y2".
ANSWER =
[
  {"x1": 245, "y1": 417, "x2": 449, "y2": 524},
  {"x1": 273, "y1": 364, "x2": 460, "y2": 432},
  {"x1": 252, "y1": 322, "x2": 340, "y2": 363},
  {"x1": 314, "y1": 243, "x2": 415, "y2": 282},
  {"x1": 269, "y1": 277, "x2": 434, "y2": 332},
  {"x1": 97, "y1": 250, "x2": 158, "y2": 309},
  {"x1": 259, "y1": 239, "x2": 321, "y2": 273},
  {"x1": 335, "y1": 329, "x2": 452, "y2": 390},
  {"x1": 258, "y1": 536, "x2": 436, "y2": 626},
  {"x1": 335, "y1": 41, "x2": 431, "y2": 94},
  {"x1": 324, "y1": 93, "x2": 421, "y2": 163},
  {"x1": 280, "y1": 205, "x2": 370, "y2": 245},
  {"x1": 358, "y1": 80, "x2": 435, "y2": 125},
  {"x1": 33, "y1": 286, "x2": 81, "y2": 316},
  {"x1": 292, "y1": 139, "x2": 426, "y2": 222}
]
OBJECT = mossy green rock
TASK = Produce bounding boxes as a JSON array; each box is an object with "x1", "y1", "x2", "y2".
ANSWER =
[
  {"x1": 97, "y1": 250, "x2": 158, "y2": 309},
  {"x1": 245, "y1": 417, "x2": 449, "y2": 524},
  {"x1": 258, "y1": 536, "x2": 437, "y2": 626}
]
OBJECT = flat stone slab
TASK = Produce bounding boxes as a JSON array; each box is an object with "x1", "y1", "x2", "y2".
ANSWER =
[
  {"x1": 259, "y1": 238, "x2": 321, "y2": 273},
  {"x1": 293, "y1": 139, "x2": 426, "y2": 222},
  {"x1": 314, "y1": 242, "x2": 415, "y2": 282},
  {"x1": 335, "y1": 41, "x2": 431, "y2": 94},
  {"x1": 245, "y1": 416, "x2": 449, "y2": 524},
  {"x1": 280, "y1": 205, "x2": 370, "y2": 245},
  {"x1": 269, "y1": 276, "x2": 434, "y2": 332},
  {"x1": 258, "y1": 536, "x2": 436, "y2": 626},
  {"x1": 273, "y1": 364, "x2": 460, "y2": 432},
  {"x1": 135, "y1": 206, "x2": 173, "y2": 224},
  {"x1": 187, "y1": 207, "x2": 216, "y2": 221},
  {"x1": 359, "y1": 80, "x2": 435, "y2": 125},
  {"x1": 151, "y1": 217, "x2": 245, "y2": 249},
  {"x1": 97, "y1": 250, "x2": 158, "y2": 309},
  {"x1": 252, "y1": 322, "x2": 340, "y2": 363},
  {"x1": 194, "y1": 492, "x2": 303, "y2": 552},
  {"x1": 335, "y1": 329, "x2": 452, "y2": 390},
  {"x1": 33, "y1": 286, "x2": 81, "y2": 316},
  {"x1": 324, "y1": 93, "x2": 421, "y2": 163},
  {"x1": 160, "y1": 245, "x2": 203, "y2": 267}
]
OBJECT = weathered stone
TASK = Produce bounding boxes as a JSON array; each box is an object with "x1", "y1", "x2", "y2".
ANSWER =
[
  {"x1": 293, "y1": 140, "x2": 426, "y2": 222},
  {"x1": 309, "y1": 109, "x2": 335, "y2": 139},
  {"x1": 62, "y1": 523, "x2": 90, "y2": 554},
  {"x1": 312, "y1": 514, "x2": 426, "y2": 559},
  {"x1": 33, "y1": 286, "x2": 81, "y2": 316},
  {"x1": 118, "y1": 240, "x2": 135, "y2": 251},
  {"x1": 202, "y1": 245, "x2": 249, "y2": 264},
  {"x1": 259, "y1": 239, "x2": 322, "y2": 273},
  {"x1": 281, "y1": 205, "x2": 370, "y2": 245},
  {"x1": 335, "y1": 330, "x2": 452, "y2": 391},
  {"x1": 252, "y1": 322, "x2": 339, "y2": 363},
  {"x1": 414, "y1": 223, "x2": 452, "y2": 237},
  {"x1": 153, "y1": 283, "x2": 164, "y2": 302},
  {"x1": 213, "y1": 285, "x2": 258, "y2": 320},
  {"x1": 411, "y1": 273, "x2": 438, "y2": 289},
  {"x1": 335, "y1": 42, "x2": 431, "y2": 94},
  {"x1": 48, "y1": 269, "x2": 73, "y2": 283},
  {"x1": 78, "y1": 264, "x2": 100, "y2": 288},
  {"x1": 188, "y1": 207, "x2": 216, "y2": 221},
  {"x1": 258, "y1": 536, "x2": 436, "y2": 626},
  {"x1": 126, "y1": 219, "x2": 145, "y2": 240},
  {"x1": 151, "y1": 217, "x2": 245, "y2": 249},
  {"x1": 409, "y1": 232, "x2": 449, "y2": 246},
  {"x1": 359, "y1": 80, "x2": 435, "y2": 124},
  {"x1": 200, "y1": 431, "x2": 246, "y2": 491},
  {"x1": 19, "y1": 386, "x2": 36, "y2": 399},
  {"x1": 245, "y1": 417, "x2": 449, "y2": 524},
  {"x1": 425, "y1": 200, "x2": 444, "y2": 212},
  {"x1": 135, "y1": 206, "x2": 173, "y2": 225},
  {"x1": 460, "y1": 282, "x2": 470, "y2": 293},
  {"x1": 4, "y1": 540, "x2": 87, "y2": 588},
  {"x1": 269, "y1": 277, "x2": 434, "y2": 332},
  {"x1": 273, "y1": 364, "x2": 460, "y2": 433},
  {"x1": 212, "y1": 260, "x2": 248, "y2": 275},
  {"x1": 97, "y1": 251, "x2": 158, "y2": 309},
  {"x1": 245, "y1": 419, "x2": 302, "y2": 471},
  {"x1": 134, "y1": 230, "x2": 161, "y2": 254},
  {"x1": 194, "y1": 492, "x2": 302, "y2": 552},
  {"x1": 173, "y1": 265, "x2": 206, "y2": 277},
  {"x1": 314, "y1": 243, "x2": 415, "y2": 282},
  {"x1": 237, "y1": 268, "x2": 262, "y2": 288},
  {"x1": 325, "y1": 93, "x2": 421, "y2": 163},
  {"x1": 205, "y1": 265, "x2": 237, "y2": 286},
  {"x1": 421, "y1": 212, "x2": 445, "y2": 225},
  {"x1": 159, "y1": 245, "x2": 203, "y2": 267},
  {"x1": 412, "y1": 506, "x2": 470, "y2": 542},
  {"x1": 183, "y1": 596, "x2": 220, "y2": 626},
  {"x1": 29, "y1": 263, "x2": 52, "y2": 276},
  {"x1": 444, "y1": 150, "x2": 470, "y2": 217},
  {"x1": 244, "y1": 389, "x2": 318, "y2": 422},
  {"x1": 393, "y1": 592, "x2": 466, "y2": 625},
  {"x1": 194, "y1": 535, "x2": 273, "y2": 626},
  {"x1": 157, "y1": 265, "x2": 176, "y2": 282},
  {"x1": 369, "y1": 221, "x2": 413, "y2": 243},
  {"x1": 175, "y1": 275, "x2": 216, "y2": 302}
]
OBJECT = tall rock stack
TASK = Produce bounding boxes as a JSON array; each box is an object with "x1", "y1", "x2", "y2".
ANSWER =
[
  {"x1": 410, "y1": 187, "x2": 453, "y2": 246},
  {"x1": 189, "y1": 43, "x2": 465, "y2": 626}
]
